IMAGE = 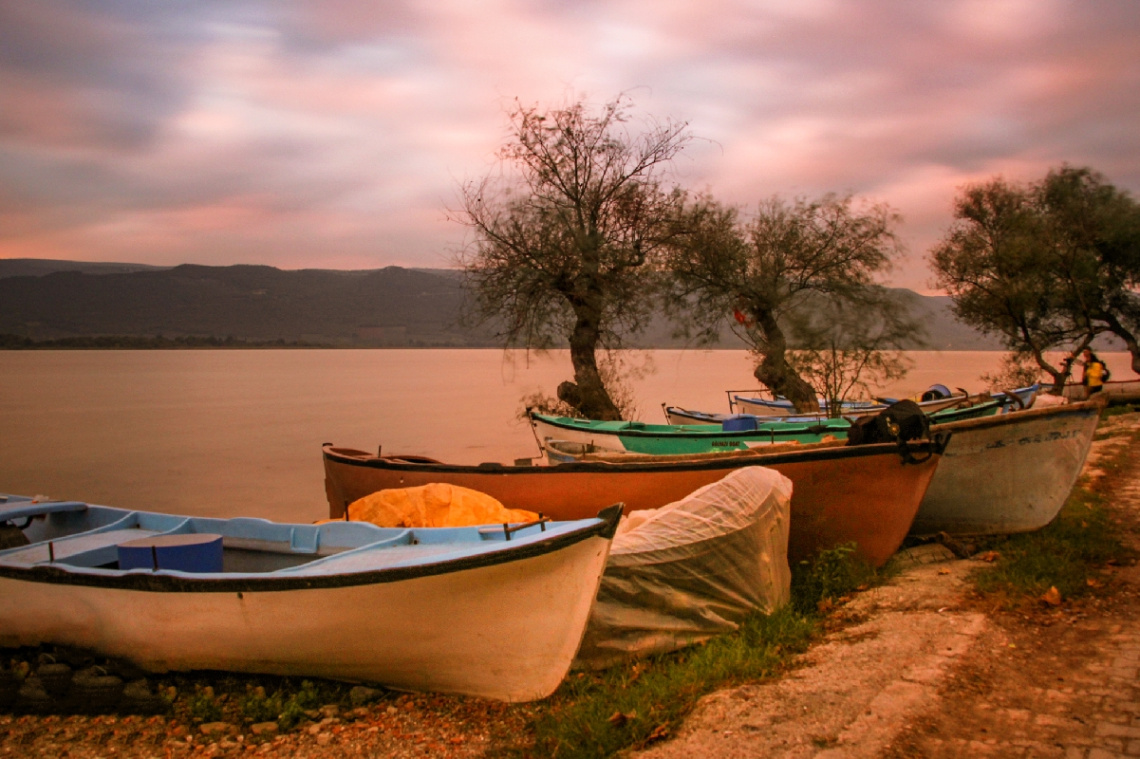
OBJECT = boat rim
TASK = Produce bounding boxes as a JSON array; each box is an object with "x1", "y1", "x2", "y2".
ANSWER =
[
  {"x1": 0, "y1": 503, "x2": 623, "y2": 594},
  {"x1": 931, "y1": 397, "x2": 1105, "y2": 434},
  {"x1": 528, "y1": 410, "x2": 848, "y2": 440},
  {"x1": 323, "y1": 436, "x2": 948, "y2": 475}
]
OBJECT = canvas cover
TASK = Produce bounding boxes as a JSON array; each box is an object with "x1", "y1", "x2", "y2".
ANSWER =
[
  {"x1": 574, "y1": 466, "x2": 792, "y2": 669},
  {"x1": 346, "y1": 483, "x2": 539, "y2": 527}
]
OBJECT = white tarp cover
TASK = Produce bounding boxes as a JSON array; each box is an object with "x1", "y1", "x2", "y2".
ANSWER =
[{"x1": 574, "y1": 466, "x2": 793, "y2": 669}]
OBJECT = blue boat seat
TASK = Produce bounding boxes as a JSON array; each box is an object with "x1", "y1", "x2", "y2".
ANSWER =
[{"x1": 2, "y1": 528, "x2": 164, "y2": 566}]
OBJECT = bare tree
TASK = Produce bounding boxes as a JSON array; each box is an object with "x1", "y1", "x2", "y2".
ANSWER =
[
  {"x1": 454, "y1": 95, "x2": 690, "y2": 419},
  {"x1": 667, "y1": 194, "x2": 914, "y2": 412},
  {"x1": 787, "y1": 295, "x2": 913, "y2": 417}
]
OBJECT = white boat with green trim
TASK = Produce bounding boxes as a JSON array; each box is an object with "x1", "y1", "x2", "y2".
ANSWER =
[{"x1": 527, "y1": 410, "x2": 851, "y2": 455}]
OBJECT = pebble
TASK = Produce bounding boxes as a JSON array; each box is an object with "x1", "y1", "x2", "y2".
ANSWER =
[
  {"x1": 200, "y1": 721, "x2": 234, "y2": 737},
  {"x1": 350, "y1": 686, "x2": 381, "y2": 707}
]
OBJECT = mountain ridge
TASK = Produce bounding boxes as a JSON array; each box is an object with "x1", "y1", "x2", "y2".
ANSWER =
[{"x1": 0, "y1": 259, "x2": 1005, "y2": 350}]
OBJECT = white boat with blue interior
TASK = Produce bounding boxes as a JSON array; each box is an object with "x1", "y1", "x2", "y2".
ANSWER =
[{"x1": 0, "y1": 495, "x2": 621, "y2": 702}]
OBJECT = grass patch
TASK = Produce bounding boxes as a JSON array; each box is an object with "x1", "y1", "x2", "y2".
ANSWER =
[
  {"x1": 158, "y1": 674, "x2": 345, "y2": 730},
  {"x1": 498, "y1": 544, "x2": 875, "y2": 758},
  {"x1": 972, "y1": 486, "x2": 1125, "y2": 604},
  {"x1": 791, "y1": 543, "x2": 878, "y2": 615},
  {"x1": 970, "y1": 420, "x2": 1137, "y2": 607},
  {"x1": 1100, "y1": 402, "x2": 1140, "y2": 418}
]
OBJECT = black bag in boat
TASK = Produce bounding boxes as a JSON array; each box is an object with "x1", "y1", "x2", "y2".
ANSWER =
[{"x1": 845, "y1": 399, "x2": 931, "y2": 447}]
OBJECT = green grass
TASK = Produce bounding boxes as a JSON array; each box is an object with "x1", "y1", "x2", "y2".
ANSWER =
[
  {"x1": 971, "y1": 487, "x2": 1125, "y2": 603},
  {"x1": 790, "y1": 542, "x2": 878, "y2": 615},
  {"x1": 970, "y1": 421, "x2": 1136, "y2": 606},
  {"x1": 496, "y1": 544, "x2": 875, "y2": 758},
  {"x1": 1100, "y1": 402, "x2": 1140, "y2": 418},
  {"x1": 170, "y1": 674, "x2": 345, "y2": 730}
]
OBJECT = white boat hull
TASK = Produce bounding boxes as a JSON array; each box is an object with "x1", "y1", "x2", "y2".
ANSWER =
[
  {"x1": 0, "y1": 533, "x2": 611, "y2": 702},
  {"x1": 530, "y1": 416, "x2": 630, "y2": 452},
  {"x1": 911, "y1": 400, "x2": 1102, "y2": 536},
  {"x1": 1061, "y1": 379, "x2": 1140, "y2": 403}
]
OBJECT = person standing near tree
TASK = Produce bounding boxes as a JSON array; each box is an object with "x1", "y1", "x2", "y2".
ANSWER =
[{"x1": 1081, "y1": 348, "x2": 1107, "y2": 395}]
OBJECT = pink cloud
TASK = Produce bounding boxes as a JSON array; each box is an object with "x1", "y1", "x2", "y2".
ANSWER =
[{"x1": 1, "y1": 1, "x2": 1139, "y2": 292}]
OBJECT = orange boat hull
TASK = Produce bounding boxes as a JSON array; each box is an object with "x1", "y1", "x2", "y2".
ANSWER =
[{"x1": 323, "y1": 441, "x2": 944, "y2": 567}]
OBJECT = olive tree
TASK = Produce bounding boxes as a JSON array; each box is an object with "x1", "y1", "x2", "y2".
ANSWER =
[
  {"x1": 1040, "y1": 166, "x2": 1140, "y2": 373},
  {"x1": 454, "y1": 95, "x2": 690, "y2": 420},
  {"x1": 666, "y1": 194, "x2": 917, "y2": 412},
  {"x1": 929, "y1": 177, "x2": 1083, "y2": 391},
  {"x1": 930, "y1": 166, "x2": 1140, "y2": 391}
]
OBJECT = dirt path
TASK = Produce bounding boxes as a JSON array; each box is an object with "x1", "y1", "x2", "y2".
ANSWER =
[{"x1": 634, "y1": 414, "x2": 1140, "y2": 759}]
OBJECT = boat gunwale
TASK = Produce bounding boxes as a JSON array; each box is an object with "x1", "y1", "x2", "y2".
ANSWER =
[
  {"x1": 729, "y1": 394, "x2": 883, "y2": 410},
  {"x1": 323, "y1": 437, "x2": 945, "y2": 475},
  {"x1": 663, "y1": 398, "x2": 1003, "y2": 426},
  {"x1": 0, "y1": 504, "x2": 623, "y2": 594},
  {"x1": 528, "y1": 411, "x2": 847, "y2": 441},
  {"x1": 930, "y1": 398, "x2": 1105, "y2": 435}
]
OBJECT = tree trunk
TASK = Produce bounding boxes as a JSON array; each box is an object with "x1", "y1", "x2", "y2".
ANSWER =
[
  {"x1": 1033, "y1": 351, "x2": 1070, "y2": 396},
  {"x1": 1102, "y1": 314, "x2": 1140, "y2": 375},
  {"x1": 751, "y1": 315, "x2": 820, "y2": 413},
  {"x1": 1044, "y1": 366, "x2": 1068, "y2": 395},
  {"x1": 558, "y1": 308, "x2": 622, "y2": 420}
]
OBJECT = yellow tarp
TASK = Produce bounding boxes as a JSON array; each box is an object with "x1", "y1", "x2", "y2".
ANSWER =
[{"x1": 345, "y1": 482, "x2": 539, "y2": 528}]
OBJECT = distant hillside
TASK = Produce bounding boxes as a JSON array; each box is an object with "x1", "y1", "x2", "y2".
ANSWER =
[
  {"x1": 0, "y1": 260, "x2": 1005, "y2": 350},
  {"x1": 0, "y1": 258, "x2": 169, "y2": 278},
  {"x1": 892, "y1": 289, "x2": 1006, "y2": 351},
  {"x1": 0, "y1": 264, "x2": 492, "y2": 347}
]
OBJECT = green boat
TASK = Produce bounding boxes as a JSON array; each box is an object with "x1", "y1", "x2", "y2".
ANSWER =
[
  {"x1": 527, "y1": 412, "x2": 850, "y2": 456},
  {"x1": 528, "y1": 400, "x2": 1001, "y2": 456}
]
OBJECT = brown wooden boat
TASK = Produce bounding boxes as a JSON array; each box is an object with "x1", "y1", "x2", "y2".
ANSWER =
[{"x1": 323, "y1": 437, "x2": 948, "y2": 567}]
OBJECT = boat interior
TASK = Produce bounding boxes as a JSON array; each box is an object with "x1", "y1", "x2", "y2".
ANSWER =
[{"x1": 0, "y1": 494, "x2": 559, "y2": 576}]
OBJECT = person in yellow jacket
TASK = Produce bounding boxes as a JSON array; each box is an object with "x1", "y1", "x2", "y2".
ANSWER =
[{"x1": 1081, "y1": 348, "x2": 1106, "y2": 395}]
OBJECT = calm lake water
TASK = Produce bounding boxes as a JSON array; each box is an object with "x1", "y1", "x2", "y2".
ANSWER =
[{"x1": 1, "y1": 349, "x2": 1132, "y2": 523}]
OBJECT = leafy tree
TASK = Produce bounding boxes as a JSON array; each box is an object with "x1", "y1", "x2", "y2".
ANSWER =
[
  {"x1": 666, "y1": 194, "x2": 916, "y2": 412},
  {"x1": 930, "y1": 166, "x2": 1140, "y2": 390},
  {"x1": 1039, "y1": 167, "x2": 1140, "y2": 372},
  {"x1": 929, "y1": 177, "x2": 1083, "y2": 390},
  {"x1": 454, "y1": 95, "x2": 690, "y2": 420}
]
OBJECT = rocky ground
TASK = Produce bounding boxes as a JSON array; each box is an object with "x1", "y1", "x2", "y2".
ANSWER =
[{"x1": 2, "y1": 414, "x2": 1138, "y2": 758}]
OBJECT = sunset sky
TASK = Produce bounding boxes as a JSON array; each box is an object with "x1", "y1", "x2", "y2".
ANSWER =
[{"x1": 2, "y1": 1, "x2": 1138, "y2": 292}]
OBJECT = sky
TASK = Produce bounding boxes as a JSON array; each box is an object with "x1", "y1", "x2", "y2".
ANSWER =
[{"x1": 1, "y1": 1, "x2": 1139, "y2": 292}]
